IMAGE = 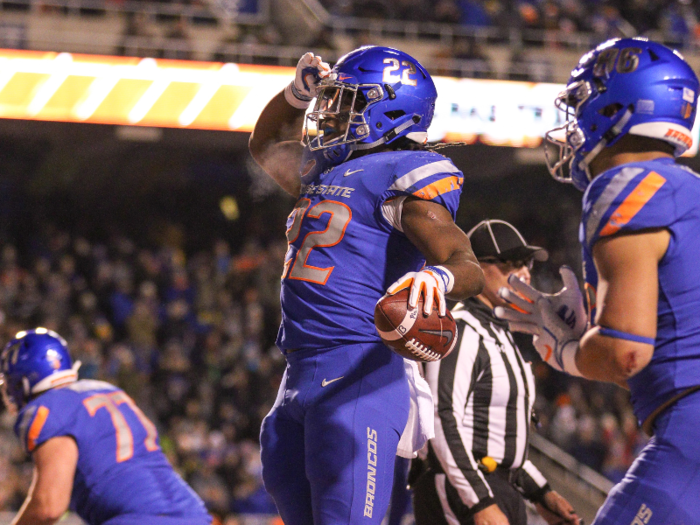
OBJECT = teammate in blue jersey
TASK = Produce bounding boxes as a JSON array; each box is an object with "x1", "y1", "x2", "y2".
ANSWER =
[
  {"x1": 0, "y1": 328, "x2": 213, "y2": 525},
  {"x1": 248, "y1": 46, "x2": 485, "y2": 524},
  {"x1": 495, "y1": 38, "x2": 700, "y2": 524}
]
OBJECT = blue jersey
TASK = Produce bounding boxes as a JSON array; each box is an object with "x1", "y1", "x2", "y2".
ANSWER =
[
  {"x1": 277, "y1": 150, "x2": 463, "y2": 351},
  {"x1": 580, "y1": 157, "x2": 700, "y2": 423},
  {"x1": 15, "y1": 380, "x2": 211, "y2": 525}
]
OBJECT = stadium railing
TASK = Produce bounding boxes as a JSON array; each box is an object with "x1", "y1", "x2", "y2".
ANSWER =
[{"x1": 528, "y1": 432, "x2": 614, "y2": 524}]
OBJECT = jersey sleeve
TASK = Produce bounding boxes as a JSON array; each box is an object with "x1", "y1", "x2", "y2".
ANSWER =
[
  {"x1": 14, "y1": 394, "x2": 76, "y2": 454},
  {"x1": 385, "y1": 152, "x2": 464, "y2": 220},
  {"x1": 514, "y1": 460, "x2": 550, "y2": 502},
  {"x1": 582, "y1": 165, "x2": 676, "y2": 250}
]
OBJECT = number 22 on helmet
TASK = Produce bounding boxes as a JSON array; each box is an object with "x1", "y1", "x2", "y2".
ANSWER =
[{"x1": 302, "y1": 45, "x2": 438, "y2": 168}]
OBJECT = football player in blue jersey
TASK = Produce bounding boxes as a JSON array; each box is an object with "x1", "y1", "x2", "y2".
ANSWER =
[
  {"x1": 495, "y1": 37, "x2": 700, "y2": 524},
  {"x1": 0, "y1": 328, "x2": 213, "y2": 525},
  {"x1": 248, "y1": 46, "x2": 485, "y2": 524}
]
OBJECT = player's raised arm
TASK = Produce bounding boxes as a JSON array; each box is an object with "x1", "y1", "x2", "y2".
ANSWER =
[
  {"x1": 248, "y1": 53, "x2": 330, "y2": 197},
  {"x1": 398, "y1": 196, "x2": 485, "y2": 312},
  {"x1": 12, "y1": 436, "x2": 78, "y2": 525}
]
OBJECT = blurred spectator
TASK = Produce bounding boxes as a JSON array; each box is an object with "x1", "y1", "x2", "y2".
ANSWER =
[
  {"x1": 392, "y1": 0, "x2": 431, "y2": 21},
  {"x1": 517, "y1": 0, "x2": 542, "y2": 29},
  {"x1": 351, "y1": 0, "x2": 390, "y2": 19},
  {"x1": 435, "y1": 0, "x2": 463, "y2": 24},
  {"x1": 160, "y1": 16, "x2": 193, "y2": 60},
  {"x1": 433, "y1": 36, "x2": 492, "y2": 78},
  {"x1": 117, "y1": 12, "x2": 157, "y2": 58},
  {"x1": 307, "y1": 26, "x2": 338, "y2": 53},
  {"x1": 509, "y1": 49, "x2": 553, "y2": 81},
  {"x1": 570, "y1": 415, "x2": 607, "y2": 472},
  {"x1": 590, "y1": 5, "x2": 636, "y2": 40},
  {"x1": 458, "y1": 0, "x2": 493, "y2": 26},
  {"x1": 660, "y1": 0, "x2": 699, "y2": 46}
]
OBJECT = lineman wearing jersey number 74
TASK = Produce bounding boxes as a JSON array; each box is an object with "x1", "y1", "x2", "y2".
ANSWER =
[
  {"x1": 496, "y1": 37, "x2": 700, "y2": 525},
  {"x1": 249, "y1": 46, "x2": 484, "y2": 524}
]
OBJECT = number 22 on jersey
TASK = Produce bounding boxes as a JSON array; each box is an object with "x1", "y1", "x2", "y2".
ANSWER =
[{"x1": 283, "y1": 198, "x2": 352, "y2": 285}]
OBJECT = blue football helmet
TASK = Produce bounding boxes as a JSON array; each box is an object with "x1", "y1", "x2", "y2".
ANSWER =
[
  {"x1": 545, "y1": 37, "x2": 699, "y2": 191},
  {"x1": 302, "y1": 46, "x2": 437, "y2": 167},
  {"x1": 0, "y1": 328, "x2": 79, "y2": 410}
]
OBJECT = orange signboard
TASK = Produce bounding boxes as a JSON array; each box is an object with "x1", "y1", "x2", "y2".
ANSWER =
[{"x1": 0, "y1": 49, "x2": 293, "y2": 131}]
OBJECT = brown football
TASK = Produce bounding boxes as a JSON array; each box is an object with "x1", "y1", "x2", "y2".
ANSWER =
[{"x1": 374, "y1": 288, "x2": 458, "y2": 362}]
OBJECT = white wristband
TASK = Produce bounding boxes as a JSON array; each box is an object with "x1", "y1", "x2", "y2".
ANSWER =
[
  {"x1": 284, "y1": 81, "x2": 312, "y2": 110},
  {"x1": 561, "y1": 340, "x2": 583, "y2": 377},
  {"x1": 433, "y1": 265, "x2": 454, "y2": 294}
]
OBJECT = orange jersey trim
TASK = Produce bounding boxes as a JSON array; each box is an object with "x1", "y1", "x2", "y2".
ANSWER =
[
  {"x1": 412, "y1": 176, "x2": 463, "y2": 200},
  {"x1": 27, "y1": 406, "x2": 50, "y2": 452},
  {"x1": 599, "y1": 172, "x2": 667, "y2": 237}
]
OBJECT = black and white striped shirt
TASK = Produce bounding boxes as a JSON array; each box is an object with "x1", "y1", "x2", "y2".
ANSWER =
[{"x1": 424, "y1": 297, "x2": 549, "y2": 512}]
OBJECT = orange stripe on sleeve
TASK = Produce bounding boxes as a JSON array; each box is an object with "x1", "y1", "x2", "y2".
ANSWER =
[
  {"x1": 599, "y1": 172, "x2": 666, "y2": 237},
  {"x1": 27, "y1": 406, "x2": 50, "y2": 452},
  {"x1": 412, "y1": 176, "x2": 463, "y2": 200}
]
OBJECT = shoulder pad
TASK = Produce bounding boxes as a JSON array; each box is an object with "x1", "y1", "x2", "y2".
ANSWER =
[
  {"x1": 15, "y1": 403, "x2": 52, "y2": 453},
  {"x1": 583, "y1": 165, "x2": 670, "y2": 247},
  {"x1": 385, "y1": 152, "x2": 463, "y2": 219}
]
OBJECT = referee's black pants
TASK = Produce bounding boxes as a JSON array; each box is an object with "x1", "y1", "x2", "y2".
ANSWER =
[{"x1": 412, "y1": 468, "x2": 527, "y2": 525}]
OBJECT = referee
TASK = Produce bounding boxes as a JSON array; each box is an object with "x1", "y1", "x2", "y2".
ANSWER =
[{"x1": 413, "y1": 220, "x2": 580, "y2": 525}]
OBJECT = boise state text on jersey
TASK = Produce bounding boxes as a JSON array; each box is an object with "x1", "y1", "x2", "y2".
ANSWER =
[
  {"x1": 580, "y1": 157, "x2": 700, "y2": 423},
  {"x1": 277, "y1": 149, "x2": 463, "y2": 351},
  {"x1": 15, "y1": 380, "x2": 211, "y2": 525}
]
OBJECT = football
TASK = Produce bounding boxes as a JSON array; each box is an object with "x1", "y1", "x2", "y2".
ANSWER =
[{"x1": 374, "y1": 288, "x2": 458, "y2": 362}]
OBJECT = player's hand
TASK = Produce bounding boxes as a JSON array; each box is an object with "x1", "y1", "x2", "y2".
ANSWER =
[
  {"x1": 494, "y1": 266, "x2": 586, "y2": 376},
  {"x1": 473, "y1": 503, "x2": 510, "y2": 525},
  {"x1": 496, "y1": 266, "x2": 586, "y2": 337},
  {"x1": 387, "y1": 266, "x2": 453, "y2": 316},
  {"x1": 535, "y1": 490, "x2": 581, "y2": 525},
  {"x1": 284, "y1": 52, "x2": 331, "y2": 109}
]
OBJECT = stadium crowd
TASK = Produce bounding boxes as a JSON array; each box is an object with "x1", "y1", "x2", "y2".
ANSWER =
[
  {"x1": 0, "y1": 227, "x2": 287, "y2": 523},
  {"x1": 119, "y1": 0, "x2": 700, "y2": 68},
  {"x1": 0, "y1": 212, "x2": 646, "y2": 522},
  {"x1": 320, "y1": 0, "x2": 700, "y2": 44}
]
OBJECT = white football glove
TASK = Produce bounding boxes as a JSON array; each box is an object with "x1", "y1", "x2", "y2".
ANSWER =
[
  {"x1": 494, "y1": 266, "x2": 587, "y2": 376},
  {"x1": 284, "y1": 52, "x2": 331, "y2": 109},
  {"x1": 387, "y1": 266, "x2": 454, "y2": 317}
]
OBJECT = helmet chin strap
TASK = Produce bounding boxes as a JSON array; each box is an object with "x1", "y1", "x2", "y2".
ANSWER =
[
  {"x1": 577, "y1": 107, "x2": 634, "y2": 181},
  {"x1": 351, "y1": 115, "x2": 421, "y2": 151}
]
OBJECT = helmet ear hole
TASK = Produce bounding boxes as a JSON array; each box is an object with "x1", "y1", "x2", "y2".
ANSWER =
[
  {"x1": 384, "y1": 110, "x2": 406, "y2": 121},
  {"x1": 599, "y1": 103, "x2": 623, "y2": 118}
]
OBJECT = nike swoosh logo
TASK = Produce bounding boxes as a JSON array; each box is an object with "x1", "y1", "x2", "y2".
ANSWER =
[
  {"x1": 321, "y1": 376, "x2": 344, "y2": 387},
  {"x1": 419, "y1": 329, "x2": 454, "y2": 345},
  {"x1": 344, "y1": 169, "x2": 364, "y2": 177}
]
